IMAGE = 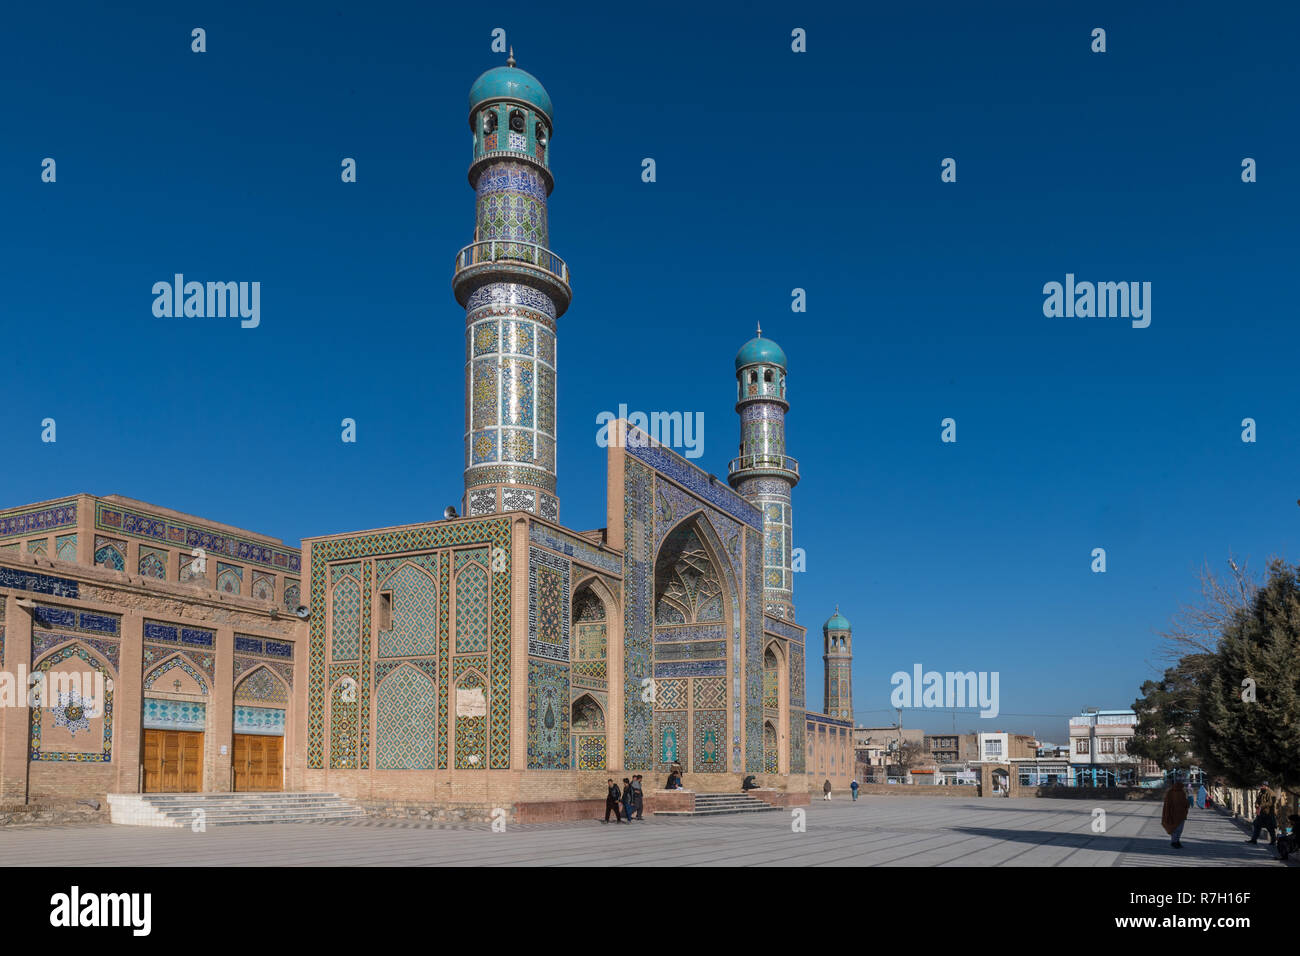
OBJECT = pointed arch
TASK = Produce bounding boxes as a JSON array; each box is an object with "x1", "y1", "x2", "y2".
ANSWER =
[
  {"x1": 375, "y1": 663, "x2": 437, "y2": 769},
  {"x1": 453, "y1": 668, "x2": 488, "y2": 769},
  {"x1": 328, "y1": 675, "x2": 359, "y2": 769},
  {"x1": 30, "y1": 641, "x2": 115, "y2": 763},
  {"x1": 144, "y1": 652, "x2": 209, "y2": 696},
  {"x1": 454, "y1": 561, "x2": 490, "y2": 654},
  {"x1": 233, "y1": 663, "x2": 289, "y2": 706},
  {"x1": 377, "y1": 560, "x2": 437, "y2": 657},
  {"x1": 330, "y1": 574, "x2": 361, "y2": 661}
]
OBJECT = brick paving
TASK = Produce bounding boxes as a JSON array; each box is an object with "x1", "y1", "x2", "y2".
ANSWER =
[{"x1": 0, "y1": 796, "x2": 1290, "y2": 866}]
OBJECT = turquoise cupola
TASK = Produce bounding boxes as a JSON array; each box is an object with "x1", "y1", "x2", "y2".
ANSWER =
[
  {"x1": 468, "y1": 49, "x2": 553, "y2": 125},
  {"x1": 734, "y1": 334, "x2": 788, "y2": 373},
  {"x1": 824, "y1": 609, "x2": 851, "y2": 633}
]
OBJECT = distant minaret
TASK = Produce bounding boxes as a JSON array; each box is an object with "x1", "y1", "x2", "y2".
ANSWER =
[
  {"x1": 454, "y1": 50, "x2": 571, "y2": 522},
  {"x1": 728, "y1": 325, "x2": 799, "y2": 621},
  {"x1": 823, "y1": 608, "x2": 853, "y2": 721}
]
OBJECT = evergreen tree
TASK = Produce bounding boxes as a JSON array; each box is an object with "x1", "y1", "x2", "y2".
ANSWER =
[
  {"x1": 1191, "y1": 560, "x2": 1300, "y2": 791},
  {"x1": 1130, "y1": 655, "x2": 1211, "y2": 771}
]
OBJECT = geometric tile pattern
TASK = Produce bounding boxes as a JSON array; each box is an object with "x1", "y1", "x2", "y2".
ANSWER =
[
  {"x1": 453, "y1": 669, "x2": 488, "y2": 769},
  {"x1": 138, "y1": 546, "x2": 168, "y2": 579},
  {"x1": 93, "y1": 535, "x2": 126, "y2": 571},
  {"x1": 694, "y1": 676, "x2": 727, "y2": 711},
  {"x1": 55, "y1": 533, "x2": 77, "y2": 562},
  {"x1": 575, "y1": 734, "x2": 606, "y2": 770},
  {"x1": 764, "y1": 721, "x2": 779, "y2": 774},
  {"x1": 653, "y1": 711, "x2": 685, "y2": 772},
  {"x1": 377, "y1": 561, "x2": 438, "y2": 658},
  {"x1": 308, "y1": 518, "x2": 510, "y2": 771},
  {"x1": 744, "y1": 528, "x2": 764, "y2": 773},
  {"x1": 454, "y1": 561, "x2": 489, "y2": 654},
  {"x1": 622, "y1": 455, "x2": 655, "y2": 769},
  {"x1": 143, "y1": 655, "x2": 209, "y2": 695},
  {"x1": 526, "y1": 659, "x2": 569, "y2": 769},
  {"x1": 330, "y1": 678, "x2": 359, "y2": 769},
  {"x1": 251, "y1": 572, "x2": 275, "y2": 602},
  {"x1": 330, "y1": 571, "x2": 361, "y2": 661},
  {"x1": 375, "y1": 665, "x2": 438, "y2": 769},
  {"x1": 216, "y1": 562, "x2": 243, "y2": 595},
  {"x1": 527, "y1": 547, "x2": 569, "y2": 661},
  {"x1": 693, "y1": 708, "x2": 727, "y2": 772},
  {"x1": 657, "y1": 678, "x2": 687, "y2": 711},
  {"x1": 94, "y1": 501, "x2": 300, "y2": 572},
  {"x1": 626, "y1": 427, "x2": 761, "y2": 530},
  {"x1": 234, "y1": 666, "x2": 290, "y2": 705}
]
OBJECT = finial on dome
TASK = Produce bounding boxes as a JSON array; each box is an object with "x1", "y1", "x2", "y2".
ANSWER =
[
  {"x1": 507, "y1": 47, "x2": 516, "y2": 68},
  {"x1": 756, "y1": 321, "x2": 762, "y2": 337}
]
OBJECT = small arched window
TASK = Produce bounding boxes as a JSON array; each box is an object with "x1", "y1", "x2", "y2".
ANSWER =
[
  {"x1": 483, "y1": 110, "x2": 497, "y2": 134},
  {"x1": 509, "y1": 109, "x2": 524, "y2": 133},
  {"x1": 763, "y1": 369, "x2": 773, "y2": 383},
  {"x1": 749, "y1": 371, "x2": 758, "y2": 384},
  {"x1": 534, "y1": 121, "x2": 547, "y2": 143}
]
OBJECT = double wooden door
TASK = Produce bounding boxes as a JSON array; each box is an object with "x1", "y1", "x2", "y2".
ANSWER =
[
  {"x1": 142, "y1": 729, "x2": 203, "y2": 792},
  {"x1": 233, "y1": 734, "x2": 284, "y2": 791}
]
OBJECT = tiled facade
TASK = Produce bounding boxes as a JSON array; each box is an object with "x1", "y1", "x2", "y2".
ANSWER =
[{"x1": 0, "y1": 58, "x2": 852, "y2": 814}]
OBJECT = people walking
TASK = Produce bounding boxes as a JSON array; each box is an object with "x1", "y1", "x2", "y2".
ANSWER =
[
  {"x1": 1247, "y1": 784, "x2": 1278, "y2": 845},
  {"x1": 1161, "y1": 776, "x2": 1189, "y2": 849},
  {"x1": 850, "y1": 778, "x2": 860, "y2": 802},
  {"x1": 603, "y1": 778, "x2": 623, "y2": 823},
  {"x1": 632, "y1": 775, "x2": 644, "y2": 820},
  {"x1": 1195, "y1": 782, "x2": 1208, "y2": 809},
  {"x1": 823, "y1": 779, "x2": 833, "y2": 801},
  {"x1": 620, "y1": 777, "x2": 634, "y2": 822}
]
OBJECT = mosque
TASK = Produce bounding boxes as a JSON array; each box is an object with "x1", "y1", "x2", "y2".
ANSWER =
[{"x1": 0, "y1": 56, "x2": 854, "y2": 817}]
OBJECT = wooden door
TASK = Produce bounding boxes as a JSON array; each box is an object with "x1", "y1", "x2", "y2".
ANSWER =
[
  {"x1": 233, "y1": 734, "x2": 284, "y2": 791},
  {"x1": 142, "y1": 729, "x2": 204, "y2": 792}
]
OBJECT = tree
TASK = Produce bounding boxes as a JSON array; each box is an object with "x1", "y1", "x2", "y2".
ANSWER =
[
  {"x1": 1129, "y1": 654, "x2": 1213, "y2": 771},
  {"x1": 1156, "y1": 556, "x2": 1258, "y2": 676},
  {"x1": 1191, "y1": 560, "x2": 1300, "y2": 792},
  {"x1": 888, "y1": 739, "x2": 926, "y2": 778}
]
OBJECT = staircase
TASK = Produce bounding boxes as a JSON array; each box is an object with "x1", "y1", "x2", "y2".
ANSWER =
[
  {"x1": 107, "y1": 792, "x2": 365, "y2": 828},
  {"x1": 654, "y1": 792, "x2": 782, "y2": 818}
]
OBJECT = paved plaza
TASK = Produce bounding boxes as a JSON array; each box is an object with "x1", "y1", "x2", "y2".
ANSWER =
[{"x1": 0, "y1": 797, "x2": 1290, "y2": 867}]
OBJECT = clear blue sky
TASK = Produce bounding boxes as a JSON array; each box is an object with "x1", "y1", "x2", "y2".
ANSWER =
[{"x1": 3, "y1": 1, "x2": 1297, "y2": 741}]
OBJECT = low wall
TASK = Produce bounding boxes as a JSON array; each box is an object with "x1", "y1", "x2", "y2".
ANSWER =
[
  {"x1": 750, "y1": 788, "x2": 809, "y2": 807},
  {"x1": 0, "y1": 801, "x2": 107, "y2": 827},
  {"x1": 852, "y1": 783, "x2": 980, "y2": 797},
  {"x1": 1019, "y1": 785, "x2": 1160, "y2": 801}
]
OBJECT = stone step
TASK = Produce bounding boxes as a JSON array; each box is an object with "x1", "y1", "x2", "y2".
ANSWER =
[{"x1": 107, "y1": 791, "x2": 362, "y2": 828}]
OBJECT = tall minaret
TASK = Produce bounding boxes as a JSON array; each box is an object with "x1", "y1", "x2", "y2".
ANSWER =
[
  {"x1": 823, "y1": 608, "x2": 853, "y2": 721},
  {"x1": 453, "y1": 51, "x2": 571, "y2": 522},
  {"x1": 728, "y1": 326, "x2": 799, "y2": 620}
]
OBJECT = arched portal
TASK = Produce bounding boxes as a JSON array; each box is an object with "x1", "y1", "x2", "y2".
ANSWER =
[{"x1": 652, "y1": 517, "x2": 733, "y2": 775}]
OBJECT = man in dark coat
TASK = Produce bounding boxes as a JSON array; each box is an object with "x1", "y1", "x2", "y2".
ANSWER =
[{"x1": 603, "y1": 778, "x2": 623, "y2": 823}]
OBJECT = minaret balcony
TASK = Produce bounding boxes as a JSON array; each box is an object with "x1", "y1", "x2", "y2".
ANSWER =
[
  {"x1": 728, "y1": 454, "x2": 800, "y2": 483},
  {"x1": 452, "y1": 239, "x2": 572, "y2": 316}
]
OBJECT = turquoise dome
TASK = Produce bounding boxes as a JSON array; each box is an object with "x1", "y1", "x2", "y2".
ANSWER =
[
  {"x1": 734, "y1": 335, "x2": 787, "y2": 372},
  {"x1": 824, "y1": 610, "x2": 851, "y2": 633},
  {"x1": 469, "y1": 64, "x2": 553, "y2": 123}
]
